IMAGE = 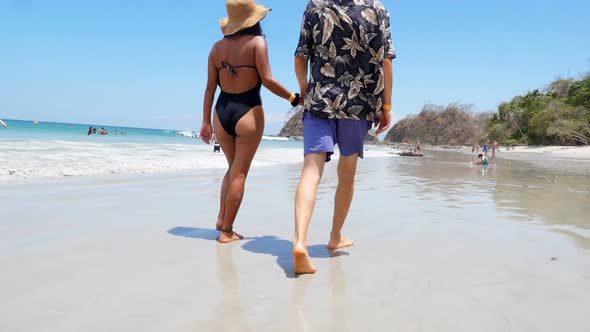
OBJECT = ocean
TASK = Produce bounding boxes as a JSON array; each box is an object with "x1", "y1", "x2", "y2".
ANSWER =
[{"x1": 0, "y1": 119, "x2": 305, "y2": 182}]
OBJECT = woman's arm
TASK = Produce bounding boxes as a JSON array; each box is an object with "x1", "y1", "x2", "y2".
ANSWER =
[
  {"x1": 254, "y1": 37, "x2": 293, "y2": 100},
  {"x1": 200, "y1": 49, "x2": 218, "y2": 144}
]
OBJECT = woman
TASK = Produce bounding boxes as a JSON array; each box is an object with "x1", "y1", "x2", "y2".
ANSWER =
[{"x1": 199, "y1": 0, "x2": 300, "y2": 243}]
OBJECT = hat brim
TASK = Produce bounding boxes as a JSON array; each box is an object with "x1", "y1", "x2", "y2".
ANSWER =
[{"x1": 220, "y1": 4, "x2": 271, "y2": 36}]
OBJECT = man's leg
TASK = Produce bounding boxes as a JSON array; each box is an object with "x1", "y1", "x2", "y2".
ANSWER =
[
  {"x1": 293, "y1": 113, "x2": 336, "y2": 274},
  {"x1": 293, "y1": 153, "x2": 326, "y2": 274},
  {"x1": 328, "y1": 118, "x2": 371, "y2": 249},
  {"x1": 328, "y1": 154, "x2": 358, "y2": 250}
]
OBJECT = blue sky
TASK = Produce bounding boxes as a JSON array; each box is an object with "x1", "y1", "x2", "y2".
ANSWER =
[{"x1": 1, "y1": 0, "x2": 589, "y2": 133}]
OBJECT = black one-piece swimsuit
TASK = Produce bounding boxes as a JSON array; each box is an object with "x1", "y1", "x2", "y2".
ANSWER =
[{"x1": 215, "y1": 61, "x2": 262, "y2": 137}]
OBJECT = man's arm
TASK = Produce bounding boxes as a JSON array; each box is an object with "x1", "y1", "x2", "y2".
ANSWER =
[
  {"x1": 294, "y1": 56, "x2": 309, "y2": 100},
  {"x1": 376, "y1": 58, "x2": 394, "y2": 134}
]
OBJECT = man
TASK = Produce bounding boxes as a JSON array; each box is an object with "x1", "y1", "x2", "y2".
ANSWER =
[{"x1": 293, "y1": 0, "x2": 395, "y2": 274}]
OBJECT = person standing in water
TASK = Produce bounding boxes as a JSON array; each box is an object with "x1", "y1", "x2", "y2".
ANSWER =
[
  {"x1": 212, "y1": 133, "x2": 221, "y2": 153},
  {"x1": 292, "y1": 0, "x2": 395, "y2": 273},
  {"x1": 415, "y1": 140, "x2": 422, "y2": 154},
  {"x1": 200, "y1": 0, "x2": 300, "y2": 243}
]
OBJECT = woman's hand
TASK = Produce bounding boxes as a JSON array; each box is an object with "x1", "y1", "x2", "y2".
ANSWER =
[{"x1": 200, "y1": 122, "x2": 213, "y2": 144}]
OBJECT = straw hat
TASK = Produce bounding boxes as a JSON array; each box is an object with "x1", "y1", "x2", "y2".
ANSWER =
[{"x1": 220, "y1": 0, "x2": 271, "y2": 36}]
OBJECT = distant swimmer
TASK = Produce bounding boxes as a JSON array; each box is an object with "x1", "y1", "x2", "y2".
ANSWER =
[
  {"x1": 482, "y1": 140, "x2": 490, "y2": 158},
  {"x1": 212, "y1": 133, "x2": 221, "y2": 153},
  {"x1": 475, "y1": 153, "x2": 489, "y2": 166},
  {"x1": 414, "y1": 140, "x2": 422, "y2": 154},
  {"x1": 0, "y1": 119, "x2": 6, "y2": 127},
  {"x1": 99, "y1": 127, "x2": 108, "y2": 135},
  {"x1": 87, "y1": 126, "x2": 93, "y2": 135},
  {"x1": 472, "y1": 143, "x2": 480, "y2": 155}
]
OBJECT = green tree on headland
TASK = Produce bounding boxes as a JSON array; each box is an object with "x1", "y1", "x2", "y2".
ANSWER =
[{"x1": 491, "y1": 75, "x2": 590, "y2": 145}]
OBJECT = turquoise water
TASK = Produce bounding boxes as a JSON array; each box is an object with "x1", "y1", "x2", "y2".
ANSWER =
[
  {"x1": 0, "y1": 118, "x2": 305, "y2": 182},
  {"x1": 0, "y1": 119, "x2": 191, "y2": 144},
  {"x1": 0, "y1": 119, "x2": 302, "y2": 148}
]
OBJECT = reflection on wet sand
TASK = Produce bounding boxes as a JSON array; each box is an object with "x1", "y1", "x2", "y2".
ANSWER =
[
  {"x1": 195, "y1": 245, "x2": 252, "y2": 332},
  {"x1": 328, "y1": 257, "x2": 348, "y2": 332},
  {"x1": 383, "y1": 150, "x2": 590, "y2": 249},
  {"x1": 292, "y1": 275, "x2": 313, "y2": 332},
  {"x1": 291, "y1": 257, "x2": 349, "y2": 332}
]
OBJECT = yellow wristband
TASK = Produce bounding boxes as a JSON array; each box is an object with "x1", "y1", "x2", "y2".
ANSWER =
[
  {"x1": 382, "y1": 104, "x2": 392, "y2": 111},
  {"x1": 288, "y1": 93, "x2": 296, "y2": 103}
]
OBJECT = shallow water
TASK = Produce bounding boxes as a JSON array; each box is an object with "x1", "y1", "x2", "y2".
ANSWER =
[{"x1": 356, "y1": 150, "x2": 590, "y2": 248}]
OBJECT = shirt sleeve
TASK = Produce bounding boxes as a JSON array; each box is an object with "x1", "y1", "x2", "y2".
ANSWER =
[
  {"x1": 294, "y1": 10, "x2": 313, "y2": 57},
  {"x1": 379, "y1": 5, "x2": 396, "y2": 59}
]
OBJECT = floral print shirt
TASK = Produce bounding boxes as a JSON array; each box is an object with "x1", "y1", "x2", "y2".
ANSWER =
[{"x1": 295, "y1": 0, "x2": 396, "y2": 121}]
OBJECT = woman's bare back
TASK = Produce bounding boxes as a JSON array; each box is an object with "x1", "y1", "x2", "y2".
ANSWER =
[{"x1": 212, "y1": 35, "x2": 262, "y2": 94}]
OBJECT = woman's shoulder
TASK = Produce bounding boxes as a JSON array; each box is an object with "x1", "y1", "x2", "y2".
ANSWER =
[{"x1": 211, "y1": 39, "x2": 225, "y2": 50}]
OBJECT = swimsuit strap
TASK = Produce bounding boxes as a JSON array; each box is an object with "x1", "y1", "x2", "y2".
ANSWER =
[
  {"x1": 218, "y1": 61, "x2": 257, "y2": 75},
  {"x1": 217, "y1": 61, "x2": 261, "y2": 88}
]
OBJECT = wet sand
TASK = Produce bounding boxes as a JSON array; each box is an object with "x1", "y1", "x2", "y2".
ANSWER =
[{"x1": 1, "y1": 150, "x2": 589, "y2": 331}]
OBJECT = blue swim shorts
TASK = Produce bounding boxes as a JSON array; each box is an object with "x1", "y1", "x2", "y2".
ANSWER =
[{"x1": 303, "y1": 112, "x2": 373, "y2": 162}]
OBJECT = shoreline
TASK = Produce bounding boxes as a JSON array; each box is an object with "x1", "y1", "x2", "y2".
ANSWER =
[{"x1": 371, "y1": 142, "x2": 590, "y2": 160}]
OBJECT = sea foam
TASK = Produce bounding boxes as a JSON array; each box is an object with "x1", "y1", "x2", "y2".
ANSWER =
[{"x1": 0, "y1": 140, "x2": 303, "y2": 182}]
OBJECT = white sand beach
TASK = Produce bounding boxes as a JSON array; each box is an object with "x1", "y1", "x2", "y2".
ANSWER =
[
  {"x1": 1, "y1": 149, "x2": 589, "y2": 331},
  {"x1": 508, "y1": 145, "x2": 590, "y2": 158}
]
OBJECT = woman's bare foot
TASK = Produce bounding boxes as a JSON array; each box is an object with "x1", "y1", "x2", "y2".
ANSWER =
[
  {"x1": 327, "y1": 236, "x2": 354, "y2": 250},
  {"x1": 217, "y1": 231, "x2": 244, "y2": 244},
  {"x1": 293, "y1": 244, "x2": 317, "y2": 275}
]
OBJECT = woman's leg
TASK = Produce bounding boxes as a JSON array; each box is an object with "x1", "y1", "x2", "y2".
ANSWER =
[
  {"x1": 213, "y1": 112, "x2": 236, "y2": 231},
  {"x1": 218, "y1": 106, "x2": 264, "y2": 243}
]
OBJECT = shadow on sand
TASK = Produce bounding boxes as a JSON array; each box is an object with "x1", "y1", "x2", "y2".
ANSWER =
[
  {"x1": 168, "y1": 227, "x2": 348, "y2": 278},
  {"x1": 168, "y1": 226, "x2": 219, "y2": 241}
]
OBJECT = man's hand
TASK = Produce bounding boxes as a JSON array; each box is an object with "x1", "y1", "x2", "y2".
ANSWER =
[
  {"x1": 200, "y1": 122, "x2": 213, "y2": 144},
  {"x1": 376, "y1": 109, "x2": 391, "y2": 135},
  {"x1": 298, "y1": 92, "x2": 305, "y2": 106}
]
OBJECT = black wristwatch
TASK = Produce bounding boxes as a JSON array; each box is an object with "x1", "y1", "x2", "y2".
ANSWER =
[{"x1": 290, "y1": 93, "x2": 301, "y2": 107}]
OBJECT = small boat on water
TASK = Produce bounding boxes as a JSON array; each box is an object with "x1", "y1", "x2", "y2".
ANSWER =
[
  {"x1": 397, "y1": 152, "x2": 423, "y2": 157},
  {"x1": 0, "y1": 119, "x2": 6, "y2": 127}
]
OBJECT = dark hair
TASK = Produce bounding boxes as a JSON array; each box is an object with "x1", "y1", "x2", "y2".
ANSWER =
[
  {"x1": 478, "y1": 154, "x2": 483, "y2": 158},
  {"x1": 229, "y1": 22, "x2": 263, "y2": 37}
]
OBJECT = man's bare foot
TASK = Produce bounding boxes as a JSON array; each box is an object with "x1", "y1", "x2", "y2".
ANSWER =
[
  {"x1": 293, "y1": 244, "x2": 317, "y2": 275},
  {"x1": 327, "y1": 237, "x2": 354, "y2": 250},
  {"x1": 217, "y1": 231, "x2": 244, "y2": 244}
]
